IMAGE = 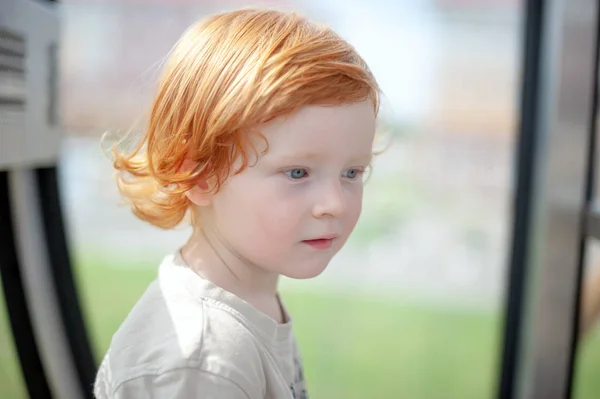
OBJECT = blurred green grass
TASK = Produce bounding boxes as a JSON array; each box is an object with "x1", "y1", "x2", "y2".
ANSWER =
[{"x1": 2, "y1": 255, "x2": 600, "y2": 398}]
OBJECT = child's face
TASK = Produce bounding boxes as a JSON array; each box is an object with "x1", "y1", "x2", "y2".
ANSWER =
[{"x1": 207, "y1": 101, "x2": 376, "y2": 279}]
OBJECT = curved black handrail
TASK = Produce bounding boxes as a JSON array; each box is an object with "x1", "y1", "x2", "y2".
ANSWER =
[
  {"x1": 36, "y1": 166, "x2": 96, "y2": 398},
  {"x1": 0, "y1": 171, "x2": 54, "y2": 399}
]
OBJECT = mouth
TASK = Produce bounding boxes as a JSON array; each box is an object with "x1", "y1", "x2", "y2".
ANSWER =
[{"x1": 302, "y1": 235, "x2": 337, "y2": 249}]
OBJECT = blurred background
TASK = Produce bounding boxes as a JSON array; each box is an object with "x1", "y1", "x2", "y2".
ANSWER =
[{"x1": 2, "y1": 0, "x2": 600, "y2": 398}]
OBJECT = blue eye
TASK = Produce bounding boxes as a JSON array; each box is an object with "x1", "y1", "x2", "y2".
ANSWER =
[
  {"x1": 343, "y1": 168, "x2": 362, "y2": 180},
  {"x1": 285, "y1": 168, "x2": 308, "y2": 180}
]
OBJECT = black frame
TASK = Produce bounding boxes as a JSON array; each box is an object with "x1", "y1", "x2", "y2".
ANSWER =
[
  {"x1": 499, "y1": 0, "x2": 600, "y2": 397},
  {"x1": 498, "y1": 0, "x2": 545, "y2": 396}
]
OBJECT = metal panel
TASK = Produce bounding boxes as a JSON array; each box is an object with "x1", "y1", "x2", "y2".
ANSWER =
[
  {"x1": 500, "y1": 0, "x2": 599, "y2": 398},
  {"x1": 0, "y1": 0, "x2": 61, "y2": 170}
]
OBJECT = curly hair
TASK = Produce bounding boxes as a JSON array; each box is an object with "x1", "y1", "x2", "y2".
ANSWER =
[{"x1": 109, "y1": 8, "x2": 380, "y2": 229}]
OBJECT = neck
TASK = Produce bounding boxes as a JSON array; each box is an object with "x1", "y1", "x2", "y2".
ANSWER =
[{"x1": 180, "y1": 225, "x2": 281, "y2": 301}]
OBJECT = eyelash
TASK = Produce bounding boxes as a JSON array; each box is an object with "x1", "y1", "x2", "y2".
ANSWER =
[{"x1": 283, "y1": 167, "x2": 366, "y2": 181}]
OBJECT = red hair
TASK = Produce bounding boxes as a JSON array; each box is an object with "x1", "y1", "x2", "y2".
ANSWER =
[{"x1": 110, "y1": 8, "x2": 380, "y2": 229}]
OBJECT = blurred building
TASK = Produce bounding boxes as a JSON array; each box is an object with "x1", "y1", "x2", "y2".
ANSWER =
[{"x1": 60, "y1": 0, "x2": 520, "y2": 139}]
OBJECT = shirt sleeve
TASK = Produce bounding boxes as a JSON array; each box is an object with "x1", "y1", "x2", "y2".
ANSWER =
[{"x1": 111, "y1": 368, "x2": 252, "y2": 399}]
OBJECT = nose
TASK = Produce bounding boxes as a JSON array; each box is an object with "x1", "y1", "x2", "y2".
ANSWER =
[{"x1": 312, "y1": 180, "x2": 347, "y2": 219}]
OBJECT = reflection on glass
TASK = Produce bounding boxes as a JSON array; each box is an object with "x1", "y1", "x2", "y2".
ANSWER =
[
  {"x1": 0, "y1": 275, "x2": 28, "y2": 399},
  {"x1": 574, "y1": 239, "x2": 600, "y2": 398},
  {"x1": 61, "y1": 1, "x2": 521, "y2": 397}
]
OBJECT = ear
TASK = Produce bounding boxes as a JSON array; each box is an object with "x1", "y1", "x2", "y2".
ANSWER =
[{"x1": 180, "y1": 159, "x2": 213, "y2": 207}]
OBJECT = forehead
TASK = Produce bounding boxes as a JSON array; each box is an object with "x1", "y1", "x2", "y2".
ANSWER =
[{"x1": 255, "y1": 101, "x2": 376, "y2": 158}]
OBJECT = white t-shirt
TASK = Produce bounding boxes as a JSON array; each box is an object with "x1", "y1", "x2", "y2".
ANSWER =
[{"x1": 93, "y1": 252, "x2": 308, "y2": 399}]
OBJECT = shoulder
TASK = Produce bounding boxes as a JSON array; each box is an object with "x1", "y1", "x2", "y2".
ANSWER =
[
  {"x1": 94, "y1": 279, "x2": 266, "y2": 398},
  {"x1": 95, "y1": 362, "x2": 253, "y2": 399}
]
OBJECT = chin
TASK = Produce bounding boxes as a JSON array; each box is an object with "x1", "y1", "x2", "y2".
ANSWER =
[{"x1": 282, "y1": 260, "x2": 330, "y2": 280}]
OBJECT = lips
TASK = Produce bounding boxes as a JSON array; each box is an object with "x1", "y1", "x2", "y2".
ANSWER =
[{"x1": 302, "y1": 235, "x2": 337, "y2": 249}]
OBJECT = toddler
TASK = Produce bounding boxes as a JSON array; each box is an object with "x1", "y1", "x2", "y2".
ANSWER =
[{"x1": 94, "y1": 8, "x2": 379, "y2": 398}]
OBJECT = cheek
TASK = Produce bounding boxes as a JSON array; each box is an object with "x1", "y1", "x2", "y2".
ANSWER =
[
  {"x1": 218, "y1": 179, "x2": 306, "y2": 244},
  {"x1": 345, "y1": 189, "x2": 364, "y2": 230},
  {"x1": 228, "y1": 195, "x2": 307, "y2": 265},
  {"x1": 252, "y1": 200, "x2": 304, "y2": 238}
]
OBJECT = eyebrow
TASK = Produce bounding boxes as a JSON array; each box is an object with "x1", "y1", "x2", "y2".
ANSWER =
[
  {"x1": 353, "y1": 154, "x2": 374, "y2": 164},
  {"x1": 273, "y1": 153, "x2": 373, "y2": 164},
  {"x1": 272, "y1": 152, "x2": 323, "y2": 162}
]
